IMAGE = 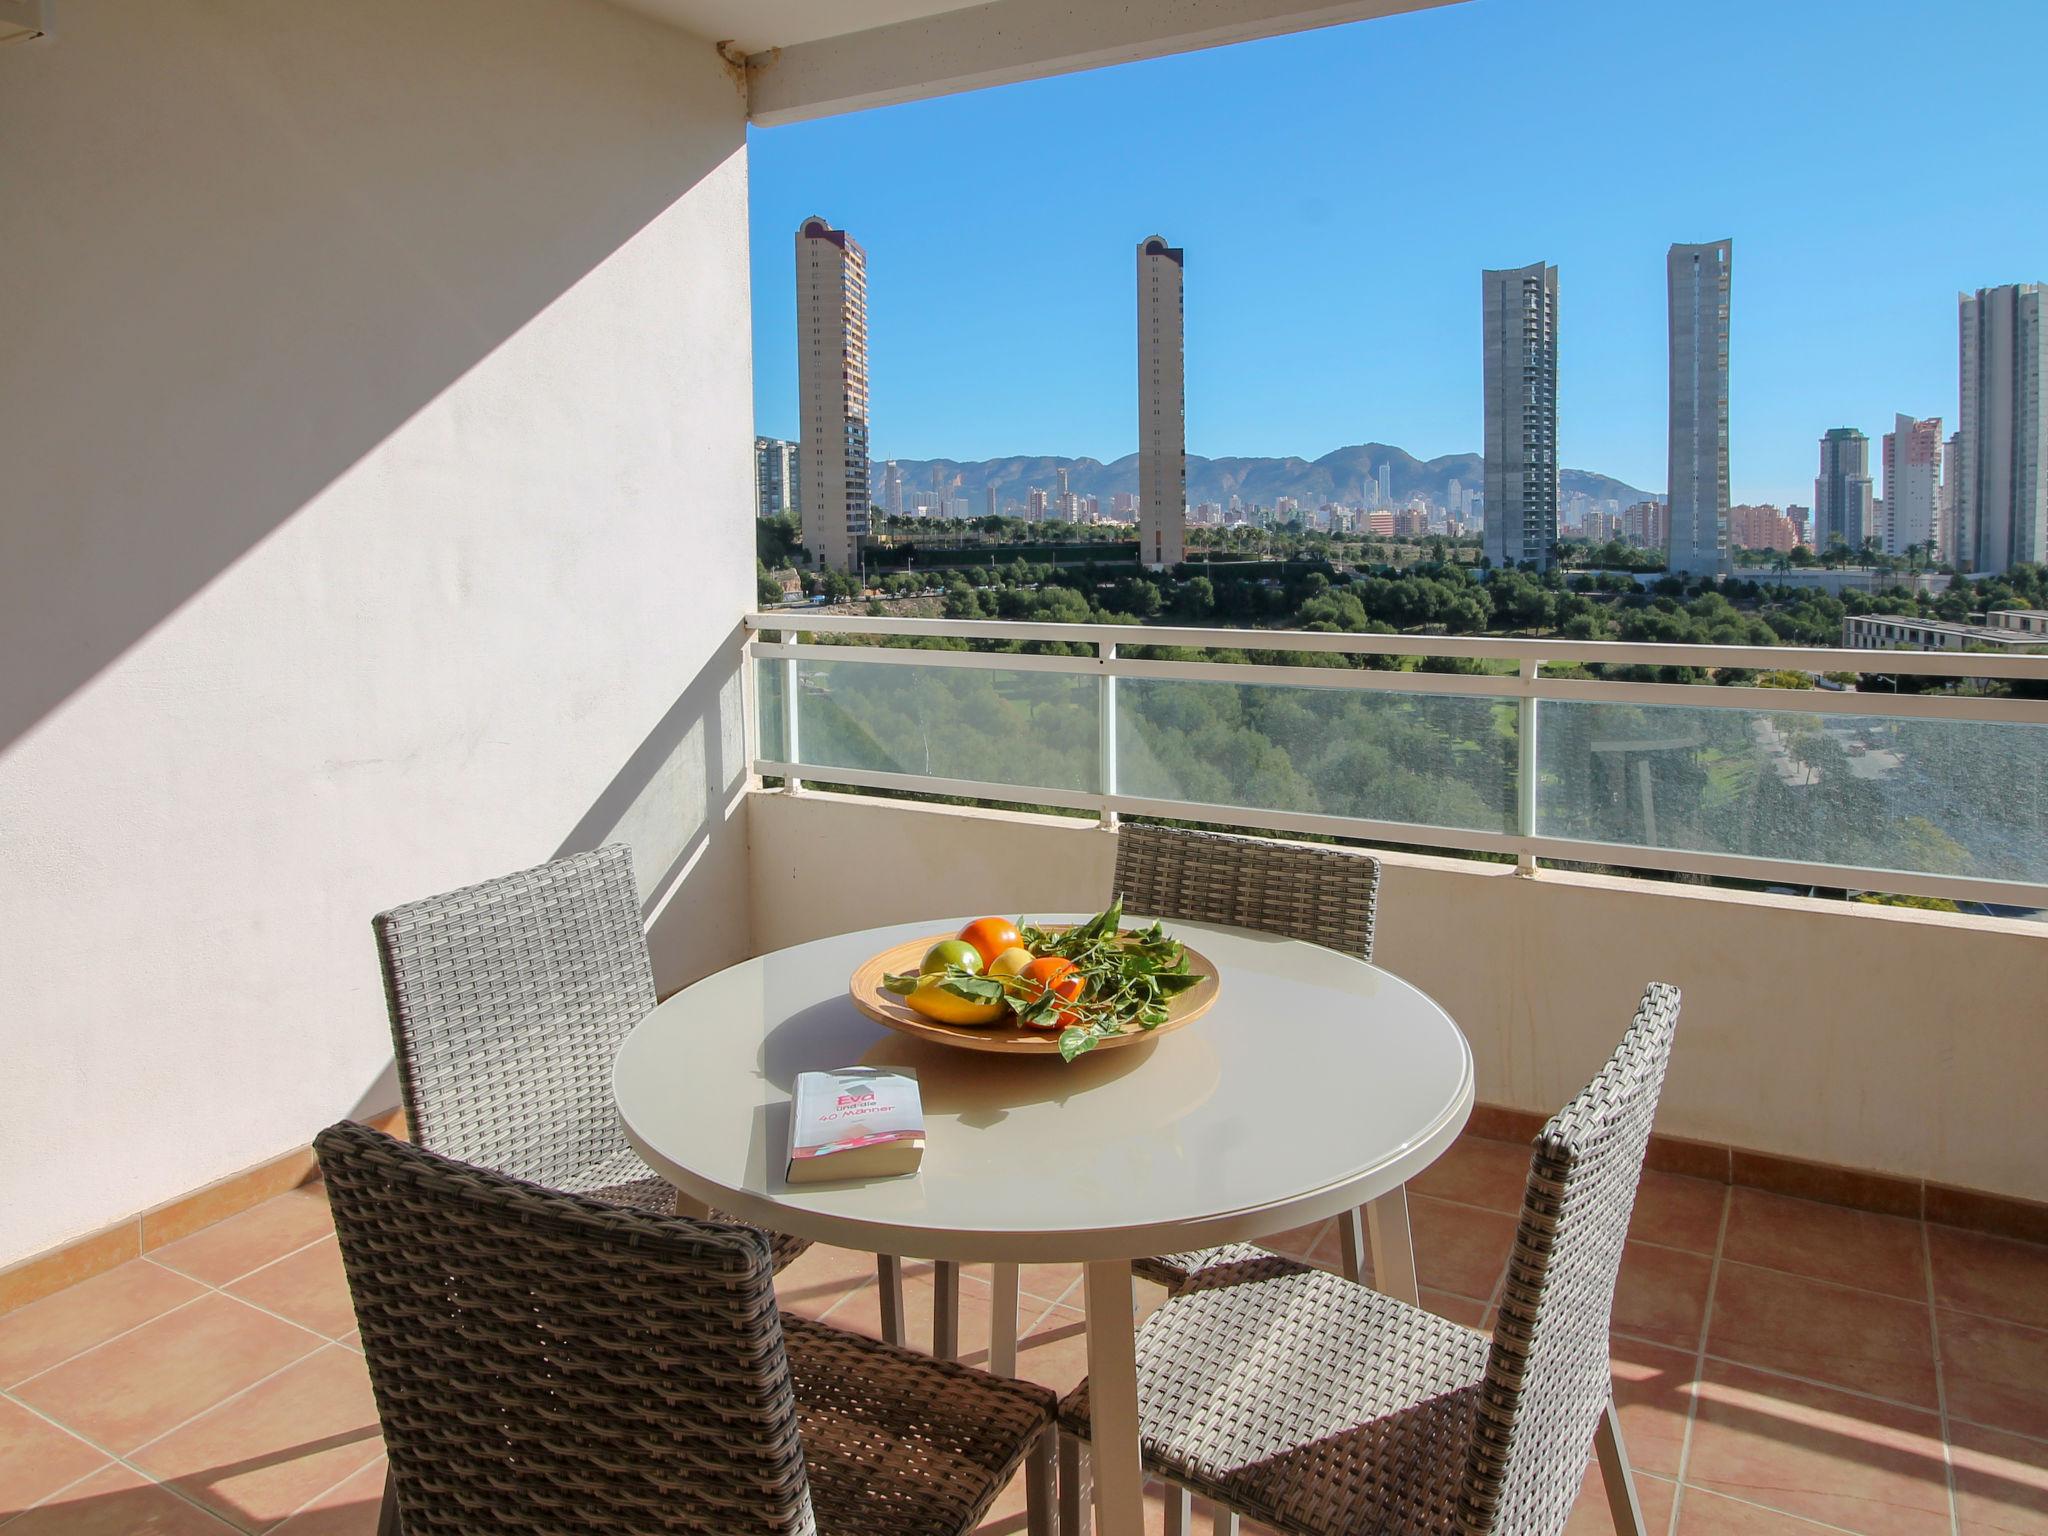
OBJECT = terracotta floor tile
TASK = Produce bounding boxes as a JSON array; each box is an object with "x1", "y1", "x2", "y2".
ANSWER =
[
  {"x1": 1630, "y1": 1170, "x2": 1728, "y2": 1255},
  {"x1": 1673, "y1": 1485, "x2": 1847, "y2": 1533},
  {"x1": 822, "y1": 1271, "x2": 1010, "y2": 1371},
  {"x1": 1684, "y1": 1356, "x2": 1950, "y2": 1535},
  {"x1": 1706, "y1": 1261, "x2": 1938, "y2": 1410},
  {"x1": 131, "y1": 1345, "x2": 383, "y2": 1533},
  {"x1": 151, "y1": 1191, "x2": 335, "y2": 1288},
  {"x1": 1015, "y1": 1305, "x2": 1092, "y2": 1397},
  {"x1": 1302, "y1": 1220, "x2": 1368, "y2": 1279},
  {"x1": 1565, "y1": 1466, "x2": 1678, "y2": 1535},
  {"x1": 1609, "y1": 1336, "x2": 1699, "y2": 1479},
  {"x1": 1612, "y1": 1241, "x2": 1714, "y2": 1351},
  {"x1": 1261, "y1": 1220, "x2": 1333, "y2": 1265},
  {"x1": 227, "y1": 1239, "x2": 358, "y2": 1341},
  {"x1": 1949, "y1": 1418, "x2": 2048, "y2": 1536},
  {"x1": 1722, "y1": 1188, "x2": 1928, "y2": 1301},
  {"x1": 1, "y1": 1461, "x2": 243, "y2": 1534},
  {"x1": 1009, "y1": 1261, "x2": 1084, "y2": 1305},
  {"x1": 1408, "y1": 1135, "x2": 1532, "y2": 1214},
  {"x1": 1930, "y1": 1225, "x2": 2048, "y2": 1330},
  {"x1": 269, "y1": 1456, "x2": 388, "y2": 1536},
  {"x1": 1940, "y1": 1308, "x2": 2048, "y2": 1439},
  {"x1": 1410, "y1": 1193, "x2": 1518, "y2": 1301},
  {"x1": 0, "y1": 1259, "x2": 207, "y2": 1387},
  {"x1": 772, "y1": 1244, "x2": 881, "y2": 1320},
  {"x1": 0, "y1": 1398, "x2": 110, "y2": 1518},
  {"x1": 13, "y1": 1292, "x2": 324, "y2": 1453},
  {"x1": 1422, "y1": 1288, "x2": 1488, "y2": 1329}
]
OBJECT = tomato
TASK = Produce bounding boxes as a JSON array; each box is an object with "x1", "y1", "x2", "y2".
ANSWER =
[
  {"x1": 957, "y1": 917, "x2": 1024, "y2": 968},
  {"x1": 1017, "y1": 954, "x2": 1084, "y2": 1029}
]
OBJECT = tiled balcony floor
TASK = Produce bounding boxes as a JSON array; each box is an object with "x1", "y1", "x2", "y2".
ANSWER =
[{"x1": 2, "y1": 1136, "x2": 2044, "y2": 1534}]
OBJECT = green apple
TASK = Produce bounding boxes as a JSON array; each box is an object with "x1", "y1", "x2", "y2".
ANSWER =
[{"x1": 921, "y1": 939, "x2": 983, "y2": 976}]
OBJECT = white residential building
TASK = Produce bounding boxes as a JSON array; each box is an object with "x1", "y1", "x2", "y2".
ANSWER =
[
  {"x1": 754, "y1": 435, "x2": 798, "y2": 519},
  {"x1": 796, "y1": 216, "x2": 870, "y2": 571},
  {"x1": 1137, "y1": 234, "x2": 1187, "y2": 568},
  {"x1": 1881, "y1": 414, "x2": 1942, "y2": 556}
]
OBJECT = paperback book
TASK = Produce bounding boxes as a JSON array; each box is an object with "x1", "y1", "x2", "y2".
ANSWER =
[{"x1": 786, "y1": 1066, "x2": 924, "y2": 1183}]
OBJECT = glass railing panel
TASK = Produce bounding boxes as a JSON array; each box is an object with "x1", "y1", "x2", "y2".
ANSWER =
[
  {"x1": 755, "y1": 657, "x2": 789, "y2": 763},
  {"x1": 779, "y1": 654, "x2": 1100, "y2": 794},
  {"x1": 1534, "y1": 698, "x2": 2048, "y2": 885},
  {"x1": 1115, "y1": 676, "x2": 1519, "y2": 834}
]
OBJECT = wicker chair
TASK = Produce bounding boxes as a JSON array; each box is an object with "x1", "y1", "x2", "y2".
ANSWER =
[
  {"x1": 372, "y1": 844, "x2": 816, "y2": 1274},
  {"x1": 1057, "y1": 982, "x2": 1681, "y2": 1536},
  {"x1": 316, "y1": 1121, "x2": 1058, "y2": 1536}
]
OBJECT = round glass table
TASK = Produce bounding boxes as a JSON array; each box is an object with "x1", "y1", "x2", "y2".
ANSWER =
[{"x1": 614, "y1": 914, "x2": 1474, "y2": 1536}]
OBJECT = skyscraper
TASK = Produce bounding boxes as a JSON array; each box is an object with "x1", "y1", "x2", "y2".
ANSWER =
[
  {"x1": 1666, "y1": 240, "x2": 1733, "y2": 576},
  {"x1": 1956, "y1": 283, "x2": 2048, "y2": 574},
  {"x1": 1881, "y1": 414, "x2": 1943, "y2": 556},
  {"x1": 882, "y1": 460, "x2": 904, "y2": 516},
  {"x1": 753, "y1": 436, "x2": 798, "y2": 519},
  {"x1": 986, "y1": 484, "x2": 999, "y2": 518},
  {"x1": 1375, "y1": 462, "x2": 1392, "y2": 508},
  {"x1": 1940, "y1": 429, "x2": 1961, "y2": 558},
  {"x1": 795, "y1": 217, "x2": 870, "y2": 571},
  {"x1": 1137, "y1": 235, "x2": 1187, "y2": 569},
  {"x1": 1814, "y1": 428, "x2": 1874, "y2": 553},
  {"x1": 1481, "y1": 262, "x2": 1560, "y2": 570}
]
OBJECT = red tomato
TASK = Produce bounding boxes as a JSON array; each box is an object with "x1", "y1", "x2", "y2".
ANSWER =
[
  {"x1": 958, "y1": 916, "x2": 1024, "y2": 968},
  {"x1": 1019, "y1": 955, "x2": 1084, "y2": 1028}
]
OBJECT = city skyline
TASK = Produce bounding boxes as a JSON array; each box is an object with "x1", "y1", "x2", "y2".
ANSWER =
[{"x1": 747, "y1": 0, "x2": 2046, "y2": 510}]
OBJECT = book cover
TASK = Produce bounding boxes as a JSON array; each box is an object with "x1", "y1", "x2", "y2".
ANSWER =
[{"x1": 786, "y1": 1066, "x2": 925, "y2": 1184}]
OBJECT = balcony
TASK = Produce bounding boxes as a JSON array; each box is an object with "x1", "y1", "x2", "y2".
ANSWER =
[{"x1": 6, "y1": 1, "x2": 2047, "y2": 1534}]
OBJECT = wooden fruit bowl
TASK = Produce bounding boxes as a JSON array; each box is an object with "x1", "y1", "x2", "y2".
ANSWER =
[{"x1": 848, "y1": 932, "x2": 1221, "y2": 1055}]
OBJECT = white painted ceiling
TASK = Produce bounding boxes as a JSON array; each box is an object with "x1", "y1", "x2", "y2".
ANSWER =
[{"x1": 608, "y1": 0, "x2": 988, "y2": 54}]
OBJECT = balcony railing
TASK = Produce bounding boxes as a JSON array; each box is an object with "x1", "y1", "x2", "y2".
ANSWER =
[{"x1": 744, "y1": 612, "x2": 2048, "y2": 908}]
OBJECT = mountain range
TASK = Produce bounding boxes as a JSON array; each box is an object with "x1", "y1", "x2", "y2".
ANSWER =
[{"x1": 875, "y1": 443, "x2": 1660, "y2": 512}]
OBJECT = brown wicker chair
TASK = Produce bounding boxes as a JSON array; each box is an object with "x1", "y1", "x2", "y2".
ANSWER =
[
  {"x1": 1057, "y1": 982, "x2": 1680, "y2": 1536},
  {"x1": 318, "y1": 1120, "x2": 1058, "y2": 1536},
  {"x1": 372, "y1": 844, "x2": 814, "y2": 1272}
]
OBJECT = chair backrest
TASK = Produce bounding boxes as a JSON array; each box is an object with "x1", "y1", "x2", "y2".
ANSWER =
[
  {"x1": 1112, "y1": 823, "x2": 1382, "y2": 961},
  {"x1": 316, "y1": 1120, "x2": 813, "y2": 1536},
  {"x1": 372, "y1": 843, "x2": 656, "y2": 1190},
  {"x1": 1458, "y1": 982, "x2": 1682, "y2": 1536}
]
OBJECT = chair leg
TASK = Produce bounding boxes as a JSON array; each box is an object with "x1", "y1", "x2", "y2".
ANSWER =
[
  {"x1": 1593, "y1": 1397, "x2": 1647, "y2": 1536},
  {"x1": 377, "y1": 1471, "x2": 401, "y2": 1536},
  {"x1": 1023, "y1": 1428, "x2": 1057, "y2": 1536},
  {"x1": 991, "y1": 1261, "x2": 1021, "y2": 1376},
  {"x1": 1364, "y1": 1184, "x2": 1420, "y2": 1304},
  {"x1": 1335, "y1": 1206, "x2": 1368, "y2": 1283},
  {"x1": 1210, "y1": 1502, "x2": 1239, "y2": 1536},
  {"x1": 933, "y1": 1260, "x2": 961, "y2": 1360},
  {"x1": 1059, "y1": 1432, "x2": 1092, "y2": 1536},
  {"x1": 877, "y1": 1255, "x2": 906, "y2": 1348},
  {"x1": 1164, "y1": 1482, "x2": 1192, "y2": 1536}
]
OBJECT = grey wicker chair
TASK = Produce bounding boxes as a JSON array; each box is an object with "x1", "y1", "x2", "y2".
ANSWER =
[
  {"x1": 316, "y1": 1121, "x2": 1058, "y2": 1536},
  {"x1": 1057, "y1": 982, "x2": 1680, "y2": 1536},
  {"x1": 372, "y1": 844, "x2": 814, "y2": 1272},
  {"x1": 954, "y1": 824, "x2": 1387, "y2": 1381}
]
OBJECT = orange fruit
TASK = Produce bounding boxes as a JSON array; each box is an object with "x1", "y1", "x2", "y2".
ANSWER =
[
  {"x1": 957, "y1": 916, "x2": 1023, "y2": 968},
  {"x1": 1017, "y1": 954, "x2": 1084, "y2": 1029}
]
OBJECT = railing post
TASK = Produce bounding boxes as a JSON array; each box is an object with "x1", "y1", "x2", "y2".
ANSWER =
[
  {"x1": 783, "y1": 649, "x2": 802, "y2": 796},
  {"x1": 1098, "y1": 639, "x2": 1118, "y2": 830},
  {"x1": 1516, "y1": 656, "x2": 1539, "y2": 875}
]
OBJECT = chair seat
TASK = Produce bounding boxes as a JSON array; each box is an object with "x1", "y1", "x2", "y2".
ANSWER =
[
  {"x1": 1059, "y1": 1253, "x2": 1491, "y2": 1536},
  {"x1": 785, "y1": 1314, "x2": 1056, "y2": 1536},
  {"x1": 581, "y1": 1160, "x2": 812, "y2": 1271}
]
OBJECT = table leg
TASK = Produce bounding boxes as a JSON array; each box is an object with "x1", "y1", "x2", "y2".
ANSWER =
[
  {"x1": 877, "y1": 1256, "x2": 906, "y2": 1348},
  {"x1": 990, "y1": 1261, "x2": 1021, "y2": 1377},
  {"x1": 671, "y1": 1189, "x2": 712, "y2": 1220},
  {"x1": 933, "y1": 1260, "x2": 961, "y2": 1361},
  {"x1": 1083, "y1": 1259, "x2": 1145, "y2": 1536},
  {"x1": 1364, "y1": 1185, "x2": 1419, "y2": 1304},
  {"x1": 1334, "y1": 1207, "x2": 1367, "y2": 1284}
]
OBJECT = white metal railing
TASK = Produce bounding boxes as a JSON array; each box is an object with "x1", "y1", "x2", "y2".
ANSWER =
[{"x1": 743, "y1": 611, "x2": 2048, "y2": 909}]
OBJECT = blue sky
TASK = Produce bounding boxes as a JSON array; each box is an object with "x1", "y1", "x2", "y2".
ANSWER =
[{"x1": 748, "y1": 0, "x2": 2046, "y2": 507}]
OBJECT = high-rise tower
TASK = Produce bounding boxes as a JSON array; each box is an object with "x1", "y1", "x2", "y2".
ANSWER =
[
  {"x1": 1666, "y1": 240, "x2": 1733, "y2": 576},
  {"x1": 795, "y1": 216, "x2": 870, "y2": 571},
  {"x1": 1956, "y1": 283, "x2": 2048, "y2": 574},
  {"x1": 1137, "y1": 235, "x2": 1187, "y2": 569},
  {"x1": 1814, "y1": 428, "x2": 1874, "y2": 553},
  {"x1": 1881, "y1": 415, "x2": 1942, "y2": 556},
  {"x1": 1481, "y1": 262, "x2": 1559, "y2": 570}
]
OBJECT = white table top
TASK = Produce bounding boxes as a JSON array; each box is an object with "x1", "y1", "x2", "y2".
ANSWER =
[{"x1": 614, "y1": 915, "x2": 1474, "y2": 1264}]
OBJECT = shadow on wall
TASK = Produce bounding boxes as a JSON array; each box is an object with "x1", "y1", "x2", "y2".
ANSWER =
[
  {"x1": 345, "y1": 625, "x2": 752, "y2": 1121},
  {"x1": 0, "y1": 0, "x2": 740, "y2": 752}
]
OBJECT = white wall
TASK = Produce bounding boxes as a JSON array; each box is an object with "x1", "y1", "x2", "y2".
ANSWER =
[
  {"x1": 0, "y1": 0, "x2": 756, "y2": 1266},
  {"x1": 749, "y1": 793, "x2": 2048, "y2": 1203}
]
